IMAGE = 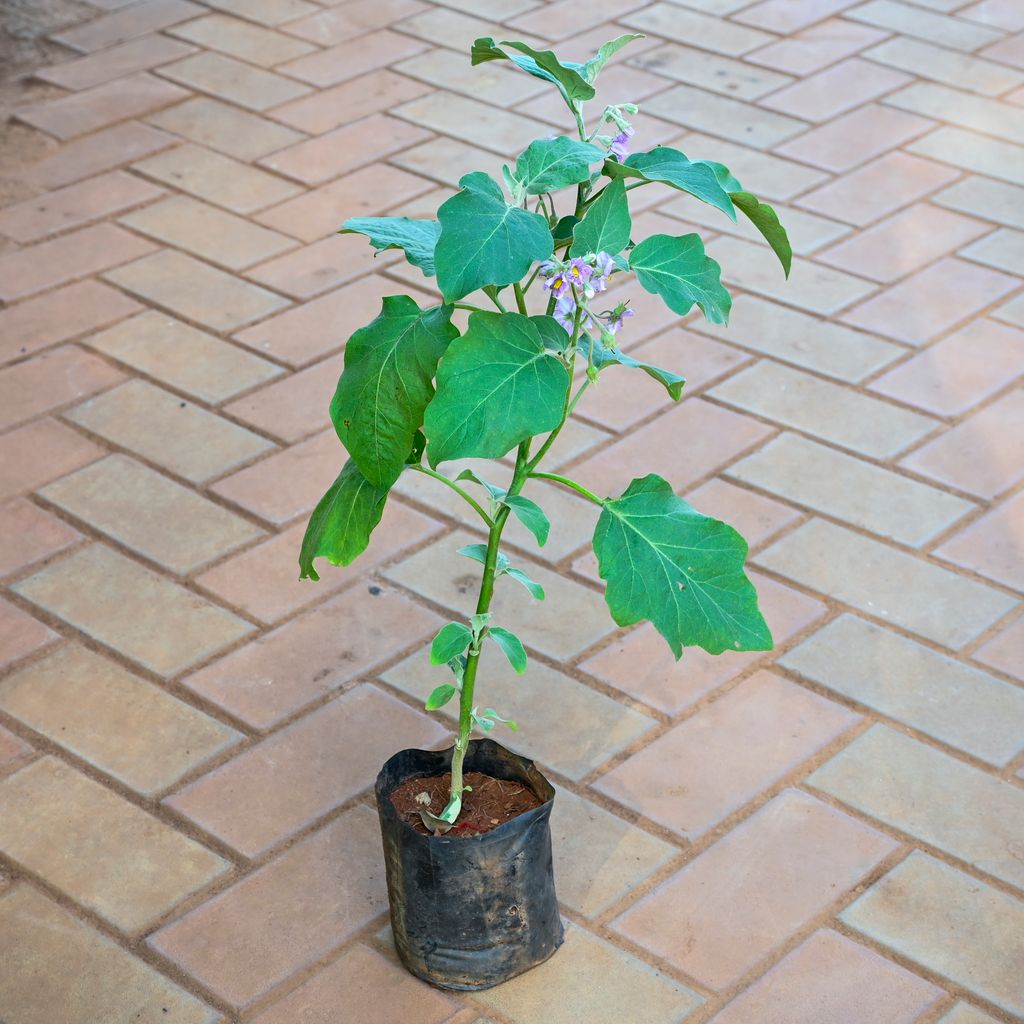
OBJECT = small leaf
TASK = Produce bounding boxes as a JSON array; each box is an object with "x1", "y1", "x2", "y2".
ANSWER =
[
  {"x1": 471, "y1": 37, "x2": 595, "y2": 104},
  {"x1": 593, "y1": 474, "x2": 773, "y2": 658},
  {"x1": 473, "y1": 714, "x2": 496, "y2": 732},
  {"x1": 430, "y1": 622, "x2": 473, "y2": 664},
  {"x1": 482, "y1": 707, "x2": 519, "y2": 731},
  {"x1": 581, "y1": 33, "x2": 645, "y2": 82},
  {"x1": 339, "y1": 217, "x2": 440, "y2": 276},
  {"x1": 504, "y1": 495, "x2": 551, "y2": 547},
  {"x1": 435, "y1": 172, "x2": 553, "y2": 302},
  {"x1": 470, "y1": 612, "x2": 492, "y2": 637},
  {"x1": 419, "y1": 808, "x2": 455, "y2": 833},
  {"x1": 489, "y1": 627, "x2": 528, "y2": 674},
  {"x1": 299, "y1": 460, "x2": 388, "y2": 581},
  {"x1": 504, "y1": 565, "x2": 545, "y2": 600},
  {"x1": 447, "y1": 655, "x2": 467, "y2": 685},
  {"x1": 552, "y1": 215, "x2": 579, "y2": 247},
  {"x1": 425, "y1": 683, "x2": 458, "y2": 711},
  {"x1": 456, "y1": 468, "x2": 506, "y2": 502},
  {"x1": 606, "y1": 147, "x2": 735, "y2": 220},
  {"x1": 515, "y1": 136, "x2": 605, "y2": 195},
  {"x1": 457, "y1": 542, "x2": 489, "y2": 566},
  {"x1": 629, "y1": 233, "x2": 731, "y2": 324},
  {"x1": 571, "y1": 177, "x2": 631, "y2": 258},
  {"x1": 586, "y1": 332, "x2": 686, "y2": 400},
  {"x1": 731, "y1": 191, "x2": 792, "y2": 278}
]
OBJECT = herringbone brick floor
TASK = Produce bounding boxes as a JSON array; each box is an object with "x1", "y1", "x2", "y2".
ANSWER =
[{"x1": 0, "y1": 0, "x2": 1022, "y2": 1021}]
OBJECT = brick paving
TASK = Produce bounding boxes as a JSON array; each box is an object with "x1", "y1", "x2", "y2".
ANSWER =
[{"x1": 0, "y1": 0, "x2": 1022, "y2": 1021}]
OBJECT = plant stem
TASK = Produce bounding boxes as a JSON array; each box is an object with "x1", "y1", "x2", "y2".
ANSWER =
[
  {"x1": 409, "y1": 464, "x2": 494, "y2": 527},
  {"x1": 528, "y1": 471, "x2": 603, "y2": 506},
  {"x1": 486, "y1": 290, "x2": 508, "y2": 313},
  {"x1": 513, "y1": 281, "x2": 529, "y2": 315},
  {"x1": 453, "y1": 302, "x2": 487, "y2": 313}
]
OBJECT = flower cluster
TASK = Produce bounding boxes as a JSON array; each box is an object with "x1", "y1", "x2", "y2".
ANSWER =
[
  {"x1": 539, "y1": 253, "x2": 634, "y2": 340},
  {"x1": 609, "y1": 124, "x2": 634, "y2": 161}
]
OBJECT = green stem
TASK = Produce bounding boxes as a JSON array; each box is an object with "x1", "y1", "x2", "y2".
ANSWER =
[
  {"x1": 486, "y1": 290, "x2": 508, "y2": 313},
  {"x1": 529, "y1": 471, "x2": 603, "y2": 506},
  {"x1": 513, "y1": 281, "x2": 528, "y2": 316},
  {"x1": 454, "y1": 302, "x2": 487, "y2": 313},
  {"x1": 409, "y1": 464, "x2": 494, "y2": 527}
]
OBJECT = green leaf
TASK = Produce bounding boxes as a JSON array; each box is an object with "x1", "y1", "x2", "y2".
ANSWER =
[
  {"x1": 435, "y1": 172, "x2": 553, "y2": 302},
  {"x1": 629, "y1": 233, "x2": 731, "y2": 324},
  {"x1": 698, "y1": 160, "x2": 743, "y2": 193},
  {"x1": 482, "y1": 707, "x2": 518, "y2": 731},
  {"x1": 488, "y1": 627, "x2": 528, "y2": 674},
  {"x1": 425, "y1": 684, "x2": 458, "y2": 711},
  {"x1": 514, "y1": 136, "x2": 605, "y2": 195},
  {"x1": 593, "y1": 474, "x2": 773, "y2": 659},
  {"x1": 430, "y1": 622, "x2": 473, "y2": 664},
  {"x1": 606, "y1": 147, "x2": 735, "y2": 220},
  {"x1": 424, "y1": 311, "x2": 569, "y2": 467},
  {"x1": 339, "y1": 217, "x2": 440, "y2": 277},
  {"x1": 471, "y1": 37, "x2": 595, "y2": 104},
  {"x1": 504, "y1": 566, "x2": 545, "y2": 600},
  {"x1": 552, "y1": 215, "x2": 579, "y2": 247},
  {"x1": 504, "y1": 495, "x2": 550, "y2": 547},
  {"x1": 731, "y1": 191, "x2": 792, "y2": 278},
  {"x1": 531, "y1": 313, "x2": 570, "y2": 355},
  {"x1": 456, "y1": 468, "x2": 506, "y2": 502},
  {"x1": 330, "y1": 295, "x2": 458, "y2": 488},
  {"x1": 581, "y1": 33, "x2": 645, "y2": 82},
  {"x1": 298, "y1": 460, "x2": 388, "y2": 581},
  {"x1": 586, "y1": 332, "x2": 686, "y2": 400},
  {"x1": 571, "y1": 177, "x2": 631, "y2": 258},
  {"x1": 457, "y1": 542, "x2": 497, "y2": 567}
]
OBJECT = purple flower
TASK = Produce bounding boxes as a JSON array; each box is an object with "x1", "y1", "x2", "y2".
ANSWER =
[
  {"x1": 553, "y1": 293, "x2": 577, "y2": 332},
  {"x1": 607, "y1": 304, "x2": 635, "y2": 336},
  {"x1": 566, "y1": 257, "x2": 593, "y2": 287},
  {"x1": 608, "y1": 125, "x2": 634, "y2": 161}
]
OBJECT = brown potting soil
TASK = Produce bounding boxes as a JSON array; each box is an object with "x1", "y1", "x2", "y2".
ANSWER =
[{"x1": 390, "y1": 770, "x2": 543, "y2": 837}]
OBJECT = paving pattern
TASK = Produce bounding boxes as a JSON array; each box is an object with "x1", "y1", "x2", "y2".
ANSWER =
[{"x1": 0, "y1": 0, "x2": 1023, "y2": 1021}]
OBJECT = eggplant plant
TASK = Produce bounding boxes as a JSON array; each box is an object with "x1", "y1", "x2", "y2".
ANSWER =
[{"x1": 300, "y1": 34, "x2": 790, "y2": 832}]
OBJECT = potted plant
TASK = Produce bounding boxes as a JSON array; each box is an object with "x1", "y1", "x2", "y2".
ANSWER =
[{"x1": 299, "y1": 33, "x2": 790, "y2": 991}]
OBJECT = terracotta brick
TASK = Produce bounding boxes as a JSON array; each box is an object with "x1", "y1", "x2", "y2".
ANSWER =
[
  {"x1": 183, "y1": 583, "x2": 442, "y2": 727},
  {"x1": 0, "y1": 726, "x2": 31, "y2": 769},
  {"x1": 105, "y1": 249, "x2": 291, "y2": 331},
  {"x1": 159, "y1": 51, "x2": 310, "y2": 111},
  {"x1": 736, "y1": 0, "x2": 859, "y2": 31},
  {"x1": 0, "y1": 280, "x2": 140, "y2": 366},
  {"x1": 0, "y1": 643, "x2": 241, "y2": 794},
  {"x1": 36, "y1": 34, "x2": 197, "y2": 90},
  {"x1": 51, "y1": 0, "x2": 205, "y2": 52},
  {"x1": 391, "y1": 135, "x2": 503, "y2": 189},
  {"x1": 396, "y1": 46, "x2": 548, "y2": 106},
  {"x1": 847, "y1": 0, "x2": 1003, "y2": 50},
  {"x1": 203, "y1": 0, "x2": 318, "y2": 24},
  {"x1": 148, "y1": 805, "x2": 388, "y2": 1009},
  {"x1": 0, "y1": 345, "x2": 124, "y2": 431},
  {"x1": 748, "y1": 17, "x2": 889, "y2": 75},
  {"x1": 169, "y1": 12, "x2": 316, "y2": 65},
  {"x1": 0, "y1": 597, "x2": 58, "y2": 672},
  {"x1": 761, "y1": 58, "x2": 910, "y2": 122},
  {"x1": 279, "y1": 28, "x2": 428, "y2": 87},
  {"x1": 67, "y1": 379, "x2": 274, "y2": 484},
  {"x1": 707, "y1": 929, "x2": 942, "y2": 1024},
  {"x1": 909, "y1": 126, "x2": 1024, "y2": 188},
  {"x1": 0, "y1": 886, "x2": 217, "y2": 1024},
  {"x1": 596, "y1": 671, "x2": 856, "y2": 838},
  {"x1": 166, "y1": 683, "x2": 446, "y2": 856},
  {"x1": 936, "y1": 490, "x2": 1024, "y2": 591},
  {"x1": 966, "y1": 0, "x2": 1024, "y2": 31},
  {"x1": 148, "y1": 95, "x2": 305, "y2": 160},
  {"x1": 798, "y1": 151, "x2": 959, "y2": 226},
  {"x1": 284, "y1": 0, "x2": 429, "y2": 45},
  {"x1": 630, "y1": 42, "x2": 793, "y2": 99},
  {"x1": 961, "y1": 225, "x2": 1024, "y2": 275},
  {"x1": 13, "y1": 544, "x2": 254, "y2": 677},
  {"x1": 0, "y1": 756, "x2": 228, "y2": 934},
  {"x1": 259, "y1": 114, "x2": 429, "y2": 185},
  {"x1": 0, "y1": 497, "x2": 80, "y2": 577},
  {"x1": 866, "y1": 36, "x2": 1024, "y2": 96},
  {"x1": 195, "y1": 498, "x2": 444, "y2": 624},
  {"x1": 938, "y1": 1006, "x2": 1001, "y2": 1024},
  {"x1": 0, "y1": 170, "x2": 163, "y2": 243},
  {"x1": 84, "y1": 308, "x2": 283, "y2": 402},
  {"x1": 17, "y1": 73, "x2": 190, "y2": 140},
  {"x1": 0, "y1": 418, "x2": 103, "y2": 499},
  {"x1": 0, "y1": 223, "x2": 154, "y2": 301},
  {"x1": 622, "y1": 2, "x2": 773, "y2": 55},
  {"x1": 974, "y1": 614, "x2": 1024, "y2": 681},
  {"x1": 611, "y1": 789, "x2": 896, "y2": 989}
]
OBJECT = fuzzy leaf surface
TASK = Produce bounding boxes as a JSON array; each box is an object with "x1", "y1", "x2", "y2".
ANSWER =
[
  {"x1": 339, "y1": 217, "x2": 440, "y2": 276},
  {"x1": 731, "y1": 191, "x2": 792, "y2": 277},
  {"x1": 571, "y1": 177, "x2": 631, "y2": 257},
  {"x1": 514, "y1": 136, "x2": 605, "y2": 195},
  {"x1": 629, "y1": 233, "x2": 731, "y2": 324}
]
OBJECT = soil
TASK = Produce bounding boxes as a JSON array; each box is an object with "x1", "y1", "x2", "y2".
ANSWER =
[{"x1": 390, "y1": 770, "x2": 543, "y2": 838}]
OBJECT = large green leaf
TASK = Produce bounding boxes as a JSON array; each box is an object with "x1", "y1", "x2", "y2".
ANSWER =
[
  {"x1": 696, "y1": 159, "x2": 743, "y2": 193},
  {"x1": 471, "y1": 37, "x2": 595, "y2": 104},
  {"x1": 593, "y1": 474, "x2": 772, "y2": 658},
  {"x1": 435, "y1": 172, "x2": 553, "y2": 302},
  {"x1": 330, "y1": 295, "x2": 457, "y2": 488},
  {"x1": 629, "y1": 233, "x2": 731, "y2": 324},
  {"x1": 606, "y1": 147, "x2": 735, "y2": 220},
  {"x1": 339, "y1": 217, "x2": 440, "y2": 277},
  {"x1": 584, "y1": 332, "x2": 685, "y2": 399},
  {"x1": 514, "y1": 136, "x2": 605, "y2": 195},
  {"x1": 571, "y1": 177, "x2": 631, "y2": 257},
  {"x1": 731, "y1": 191, "x2": 792, "y2": 277},
  {"x1": 424, "y1": 311, "x2": 569, "y2": 466},
  {"x1": 299, "y1": 460, "x2": 388, "y2": 580}
]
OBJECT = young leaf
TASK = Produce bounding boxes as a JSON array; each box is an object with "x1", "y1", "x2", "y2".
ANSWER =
[
  {"x1": 471, "y1": 37, "x2": 595, "y2": 104},
  {"x1": 331, "y1": 296, "x2": 458, "y2": 488},
  {"x1": 430, "y1": 622, "x2": 473, "y2": 664},
  {"x1": 504, "y1": 494, "x2": 551, "y2": 547},
  {"x1": 425, "y1": 684, "x2": 458, "y2": 711},
  {"x1": 514, "y1": 136, "x2": 605, "y2": 195},
  {"x1": 731, "y1": 192, "x2": 792, "y2": 278},
  {"x1": 503, "y1": 565, "x2": 545, "y2": 600},
  {"x1": 298, "y1": 460, "x2": 388, "y2": 581},
  {"x1": 339, "y1": 217, "x2": 440, "y2": 277},
  {"x1": 570, "y1": 177, "x2": 632, "y2": 258},
  {"x1": 482, "y1": 708, "x2": 519, "y2": 731},
  {"x1": 629, "y1": 233, "x2": 732, "y2": 324},
  {"x1": 580, "y1": 33, "x2": 645, "y2": 82},
  {"x1": 606, "y1": 148, "x2": 735, "y2": 220},
  {"x1": 488, "y1": 627, "x2": 528, "y2": 674},
  {"x1": 435, "y1": 172, "x2": 553, "y2": 302},
  {"x1": 698, "y1": 160, "x2": 744, "y2": 193},
  {"x1": 531, "y1": 313, "x2": 570, "y2": 355},
  {"x1": 455, "y1": 468, "x2": 506, "y2": 502},
  {"x1": 585, "y1": 332, "x2": 686, "y2": 400},
  {"x1": 593, "y1": 474, "x2": 773, "y2": 658},
  {"x1": 424, "y1": 311, "x2": 569, "y2": 467}
]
